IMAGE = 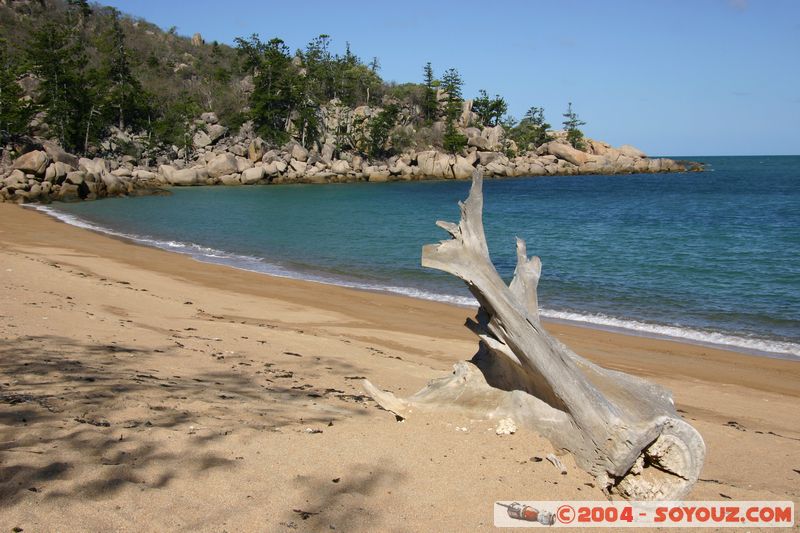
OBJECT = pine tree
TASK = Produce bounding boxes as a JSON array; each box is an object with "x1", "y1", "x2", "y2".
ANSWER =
[
  {"x1": 103, "y1": 9, "x2": 148, "y2": 132},
  {"x1": 151, "y1": 91, "x2": 200, "y2": 154},
  {"x1": 473, "y1": 89, "x2": 508, "y2": 127},
  {"x1": 236, "y1": 33, "x2": 267, "y2": 76},
  {"x1": 440, "y1": 68, "x2": 463, "y2": 117},
  {"x1": 0, "y1": 39, "x2": 31, "y2": 143},
  {"x1": 237, "y1": 35, "x2": 299, "y2": 143},
  {"x1": 335, "y1": 42, "x2": 361, "y2": 106},
  {"x1": 422, "y1": 62, "x2": 438, "y2": 122},
  {"x1": 368, "y1": 56, "x2": 380, "y2": 73},
  {"x1": 26, "y1": 21, "x2": 93, "y2": 151},
  {"x1": 367, "y1": 103, "x2": 399, "y2": 157},
  {"x1": 303, "y1": 34, "x2": 333, "y2": 102},
  {"x1": 509, "y1": 106, "x2": 552, "y2": 149},
  {"x1": 440, "y1": 68, "x2": 467, "y2": 153},
  {"x1": 562, "y1": 101, "x2": 586, "y2": 149}
]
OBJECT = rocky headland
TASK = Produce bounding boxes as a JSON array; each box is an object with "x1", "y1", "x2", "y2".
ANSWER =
[{"x1": 0, "y1": 108, "x2": 701, "y2": 204}]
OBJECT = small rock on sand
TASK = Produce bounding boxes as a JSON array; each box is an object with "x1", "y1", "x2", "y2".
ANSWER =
[{"x1": 495, "y1": 418, "x2": 516, "y2": 435}]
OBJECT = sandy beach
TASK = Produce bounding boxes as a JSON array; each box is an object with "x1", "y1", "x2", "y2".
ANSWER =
[{"x1": 0, "y1": 202, "x2": 798, "y2": 531}]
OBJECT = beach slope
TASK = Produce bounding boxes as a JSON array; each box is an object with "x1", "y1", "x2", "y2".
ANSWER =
[{"x1": 0, "y1": 203, "x2": 797, "y2": 531}]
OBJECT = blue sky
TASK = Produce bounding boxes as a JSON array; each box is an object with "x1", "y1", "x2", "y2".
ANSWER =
[{"x1": 104, "y1": 0, "x2": 799, "y2": 156}]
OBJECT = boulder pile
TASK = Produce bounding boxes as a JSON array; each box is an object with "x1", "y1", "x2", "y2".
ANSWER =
[
  {"x1": 1, "y1": 119, "x2": 701, "y2": 204},
  {"x1": 155, "y1": 126, "x2": 694, "y2": 188},
  {"x1": 144, "y1": 106, "x2": 697, "y2": 188},
  {"x1": 0, "y1": 141, "x2": 162, "y2": 203}
]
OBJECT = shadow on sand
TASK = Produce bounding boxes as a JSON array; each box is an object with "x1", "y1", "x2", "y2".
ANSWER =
[{"x1": 0, "y1": 335, "x2": 370, "y2": 508}]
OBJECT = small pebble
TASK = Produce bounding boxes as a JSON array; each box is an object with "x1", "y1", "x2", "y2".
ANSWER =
[{"x1": 495, "y1": 418, "x2": 517, "y2": 435}]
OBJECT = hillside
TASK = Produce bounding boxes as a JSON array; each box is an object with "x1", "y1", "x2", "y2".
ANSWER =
[
  {"x1": 1, "y1": 0, "x2": 427, "y2": 155},
  {"x1": 1, "y1": 0, "x2": 246, "y2": 150},
  {"x1": 0, "y1": 0, "x2": 700, "y2": 204}
]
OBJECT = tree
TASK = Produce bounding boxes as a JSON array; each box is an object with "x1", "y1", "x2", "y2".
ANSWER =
[
  {"x1": 472, "y1": 89, "x2": 508, "y2": 127},
  {"x1": 66, "y1": 0, "x2": 92, "y2": 28},
  {"x1": 292, "y1": 88, "x2": 320, "y2": 149},
  {"x1": 562, "y1": 101, "x2": 586, "y2": 149},
  {"x1": 440, "y1": 68, "x2": 467, "y2": 153},
  {"x1": 235, "y1": 33, "x2": 267, "y2": 76},
  {"x1": 350, "y1": 63, "x2": 382, "y2": 107},
  {"x1": 0, "y1": 39, "x2": 31, "y2": 143},
  {"x1": 237, "y1": 35, "x2": 298, "y2": 143},
  {"x1": 368, "y1": 56, "x2": 380, "y2": 73},
  {"x1": 302, "y1": 34, "x2": 333, "y2": 102},
  {"x1": 290, "y1": 35, "x2": 383, "y2": 146},
  {"x1": 509, "y1": 106, "x2": 551, "y2": 149},
  {"x1": 332, "y1": 42, "x2": 358, "y2": 104},
  {"x1": 151, "y1": 91, "x2": 200, "y2": 153},
  {"x1": 440, "y1": 68, "x2": 463, "y2": 118},
  {"x1": 443, "y1": 123, "x2": 467, "y2": 153},
  {"x1": 421, "y1": 62, "x2": 438, "y2": 123},
  {"x1": 367, "y1": 103, "x2": 398, "y2": 157},
  {"x1": 472, "y1": 89, "x2": 490, "y2": 126},
  {"x1": 102, "y1": 10, "x2": 149, "y2": 131},
  {"x1": 26, "y1": 21, "x2": 94, "y2": 151},
  {"x1": 332, "y1": 43, "x2": 381, "y2": 108}
]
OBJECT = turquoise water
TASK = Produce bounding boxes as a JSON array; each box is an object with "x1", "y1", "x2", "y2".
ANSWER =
[{"x1": 43, "y1": 156, "x2": 800, "y2": 358}]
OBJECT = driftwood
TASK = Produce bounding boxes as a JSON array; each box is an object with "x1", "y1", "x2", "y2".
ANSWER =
[{"x1": 364, "y1": 171, "x2": 705, "y2": 500}]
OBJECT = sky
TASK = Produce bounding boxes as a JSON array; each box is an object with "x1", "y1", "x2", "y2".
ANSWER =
[{"x1": 103, "y1": 0, "x2": 799, "y2": 156}]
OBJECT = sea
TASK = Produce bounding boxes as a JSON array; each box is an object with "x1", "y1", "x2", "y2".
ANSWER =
[{"x1": 36, "y1": 156, "x2": 800, "y2": 359}]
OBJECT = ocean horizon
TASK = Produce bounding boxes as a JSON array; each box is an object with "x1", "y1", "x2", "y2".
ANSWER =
[{"x1": 38, "y1": 155, "x2": 800, "y2": 359}]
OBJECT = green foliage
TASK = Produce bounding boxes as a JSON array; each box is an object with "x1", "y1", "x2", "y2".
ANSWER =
[
  {"x1": 341, "y1": 62, "x2": 382, "y2": 107},
  {"x1": 367, "y1": 103, "x2": 398, "y2": 157},
  {"x1": 292, "y1": 96, "x2": 320, "y2": 149},
  {"x1": 66, "y1": 0, "x2": 91, "y2": 25},
  {"x1": 0, "y1": 1, "x2": 246, "y2": 153},
  {"x1": 333, "y1": 43, "x2": 381, "y2": 107},
  {"x1": 238, "y1": 33, "x2": 386, "y2": 148},
  {"x1": 389, "y1": 125, "x2": 413, "y2": 154},
  {"x1": 384, "y1": 82, "x2": 425, "y2": 106},
  {"x1": 472, "y1": 89, "x2": 507, "y2": 127},
  {"x1": 0, "y1": 39, "x2": 32, "y2": 142},
  {"x1": 443, "y1": 122, "x2": 467, "y2": 153},
  {"x1": 440, "y1": 68, "x2": 467, "y2": 153},
  {"x1": 151, "y1": 92, "x2": 200, "y2": 148},
  {"x1": 294, "y1": 35, "x2": 382, "y2": 108},
  {"x1": 236, "y1": 35, "x2": 296, "y2": 144},
  {"x1": 212, "y1": 66, "x2": 231, "y2": 83},
  {"x1": 422, "y1": 62, "x2": 438, "y2": 122},
  {"x1": 566, "y1": 128, "x2": 585, "y2": 150},
  {"x1": 0, "y1": 1, "x2": 603, "y2": 160},
  {"x1": 300, "y1": 34, "x2": 333, "y2": 103},
  {"x1": 235, "y1": 33, "x2": 265, "y2": 76},
  {"x1": 440, "y1": 68, "x2": 463, "y2": 122},
  {"x1": 508, "y1": 106, "x2": 552, "y2": 149},
  {"x1": 562, "y1": 101, "x2": 586, "y2": 149},
  {"x1": 500, "y1": 114, "x2": 518, "y2": 129},
  {"x1": 100, "y1": 9, "x2": 150, "y2": 131},
  {"x1": 26, "y1": 20, "x2": 94, "y2": 151}
]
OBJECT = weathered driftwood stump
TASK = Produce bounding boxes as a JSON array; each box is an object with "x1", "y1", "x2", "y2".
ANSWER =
[{"x1": 364, "y1": 171, "x2": 705, "y2": 500}]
